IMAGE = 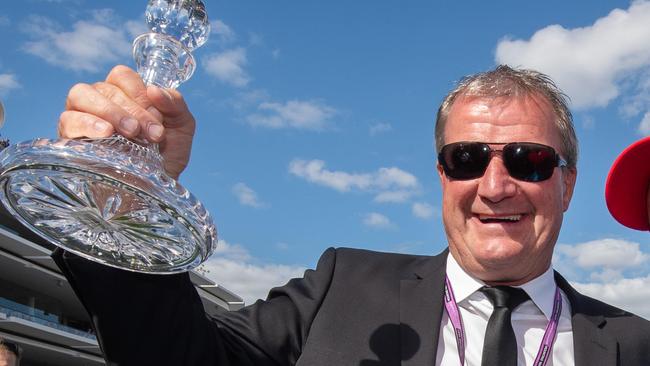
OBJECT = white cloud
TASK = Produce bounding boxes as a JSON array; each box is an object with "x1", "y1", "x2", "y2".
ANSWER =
[
  {"x1": 495, "y1": 0, "x2": 650, "y2": 133},
  {"x1": 572, "y1": 276, "x2": 650, "y2": 320},
  {"x1": 225, "y1": 89, "x2": 271, "y2": 111},
  {"x1": 247, "y1": 100, "x2": 336, "y2": 130},
  {"x1": 125, "y1": 19, "x2": 148, "y2": 39},
  {"x1": 202, "y1": 239, "x2": 306, "y2": 304},
  {"x1": 412, "y1": 202, "x2": 439, "y2": 219},
  {"x1": 556, "y1": 239, "x2": 648, "y2": 269},
  {"x1": 374, "y1": 167, "x2": 418, "y2": 189},
  {"x1": 289, "y1": 159, "x2": 371, "y2": 192},
  {"x1": 374, "y1": 190, "x2": 416, "y2": 203},
  {"x1": 213, "y1": 20, "x2": 236, "y2": 43},
  {"x1": 363, "y1": 212, "x2": 394, "y2": 229},
  {"x1": 0, "y1": 74, "x2": 20, "y2": 96},
  {"x1": 554, "y1": 238, "x2": 650, "y2": 320},
  {"x1": 203, "y1": 48, "x2": 251, "y2": 87},
  {"x1": 369, "y1": 122, "x2": 392, "y2": 136},
  {"x1": 288, "y1": 159, "x2": 419, "y2": 202},
  {"x1": 21, "y1": 14, "x2": 132, "y2": 73},
  {"x1": 638, "y1": 111, "x2": 650, "y2": 134},
  {"x1": 232, "y1": 182, "x2": 265, "y2": 208},
  {"x1": 211, "y1": 240, "x2": 252, "y2": 262}
]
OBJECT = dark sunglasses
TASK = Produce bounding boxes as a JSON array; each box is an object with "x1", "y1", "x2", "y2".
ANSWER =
[{"x1": 438, "y1": 141, "x2": 568, "y2": 182}]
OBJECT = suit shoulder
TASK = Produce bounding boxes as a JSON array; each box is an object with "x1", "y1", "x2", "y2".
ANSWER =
[
  {"x1": 322, "y1": 246, "x2": 445, "y2": 279},
  {"x1": 331, "y1": 246, "x2": 437, "y2": 261},
  {"x1": 570, "y1": 290, "x2": 650, "y2": 338}
]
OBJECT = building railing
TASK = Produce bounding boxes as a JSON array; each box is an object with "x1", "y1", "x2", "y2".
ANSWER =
[{"x1": 0, "y1": 297, "x2": 96, "y2": 341}]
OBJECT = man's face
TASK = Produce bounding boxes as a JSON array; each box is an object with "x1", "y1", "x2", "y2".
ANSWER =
[
  {"x1": 0, "y1": 349, "x2": 17, "y2": 366},
  {"x1": 438, "y1": 94, "x2": 577, "y2": 285}
]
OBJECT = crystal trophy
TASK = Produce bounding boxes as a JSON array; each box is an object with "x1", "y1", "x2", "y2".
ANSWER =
[{"x1": 0, "y1": 0, "x2": 215, "y2": 273}]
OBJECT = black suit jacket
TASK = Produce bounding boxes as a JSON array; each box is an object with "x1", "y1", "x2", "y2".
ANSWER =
[{"x1": 53, "y1": 247, "x2": 650, "y2": 365}]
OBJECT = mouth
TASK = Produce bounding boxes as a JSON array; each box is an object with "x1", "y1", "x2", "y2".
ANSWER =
[{"x1": 477, "y1": 214, "x2": 524, "y2": 224}]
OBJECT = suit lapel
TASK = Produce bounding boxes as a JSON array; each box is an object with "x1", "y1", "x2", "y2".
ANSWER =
[
  {"x1": 554, "y1": 273, "x2": 618, "y2": 366},
  {"x1": 400, "y1": 250, "x2": 448, "y2": 366}
]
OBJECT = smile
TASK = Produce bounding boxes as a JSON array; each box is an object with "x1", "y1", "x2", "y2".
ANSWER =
[{"x1": 477, "y1": 214, "x2": 523, "y2": 223}]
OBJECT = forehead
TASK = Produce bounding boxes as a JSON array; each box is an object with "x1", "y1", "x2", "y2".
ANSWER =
[{"x1": 444, "y1": 94, "x2": 561, "y2": 147}]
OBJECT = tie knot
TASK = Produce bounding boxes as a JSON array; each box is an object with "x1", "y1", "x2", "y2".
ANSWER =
[{"x1": 480, "y1": 286, "x2": 529, "y2": 310}]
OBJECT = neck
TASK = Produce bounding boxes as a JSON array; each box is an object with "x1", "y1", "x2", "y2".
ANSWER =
[{"x1": 449, "y1": 250, "x2": 551, "y2": 286}]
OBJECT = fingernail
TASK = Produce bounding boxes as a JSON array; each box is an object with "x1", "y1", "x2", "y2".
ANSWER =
[
  {"x1": 148, "y1": 123, "x2": 164, "y2": 140},
  {"x1": 94, "y1": 121, "x2": 111, "y2": 133},
  {"x1": 120, "y1": 117, "x2": 139, "y2": 134}
]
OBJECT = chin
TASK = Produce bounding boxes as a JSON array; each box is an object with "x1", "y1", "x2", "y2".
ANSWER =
[{"x1": 474, "y1": 239, "x2": 527, "y2": 261}]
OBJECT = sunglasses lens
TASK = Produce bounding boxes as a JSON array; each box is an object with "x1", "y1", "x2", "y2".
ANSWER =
[
  {"x1": 503, "y1": 143, "x2": 558, "y2": 182},
  {"x1": 439, "y1": 142, "x2": 490, "y2": 179}
]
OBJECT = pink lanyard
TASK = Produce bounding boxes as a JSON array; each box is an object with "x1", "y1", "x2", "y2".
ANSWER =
[{"x1": 443, "y1": 275, "x2": 562, "y2": 366}]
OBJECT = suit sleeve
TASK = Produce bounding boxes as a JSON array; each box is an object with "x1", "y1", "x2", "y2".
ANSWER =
[{"x1": 52, "y1": 247, "x2": 337, "y2": 366}]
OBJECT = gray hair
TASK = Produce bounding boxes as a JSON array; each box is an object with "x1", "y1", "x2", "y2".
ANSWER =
[{"x1": 434, "y1": 65, "x2": 578, "y2": 168}]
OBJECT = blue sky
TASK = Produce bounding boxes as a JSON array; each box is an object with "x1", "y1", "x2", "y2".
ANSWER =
[{"x1": 1, "y1": 0, "x2": 650, "y2": 315}]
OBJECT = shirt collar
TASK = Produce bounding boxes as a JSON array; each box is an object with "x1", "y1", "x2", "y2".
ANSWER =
[
  {"x1": 446, "y1": 253, "x2": 557, "y2": 320},
  {"x1": 445, "y1": 254, "x2": 485, "y2": 303},
  {"x1": 517, "y1": 264, "x2": 557, "y2": 320}
]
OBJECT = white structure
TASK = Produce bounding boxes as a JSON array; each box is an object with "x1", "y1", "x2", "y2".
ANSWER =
[{"x1": 0, "y1": 214, "x2": 243, "y2": 365}]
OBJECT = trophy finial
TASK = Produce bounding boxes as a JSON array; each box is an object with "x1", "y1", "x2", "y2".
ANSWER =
[
  {"x1": 146, "y1": 0, "x2": 210, "y2": 50},
  {"x1": 133, "y1": 0, "x2": 211, "y2": 89}
]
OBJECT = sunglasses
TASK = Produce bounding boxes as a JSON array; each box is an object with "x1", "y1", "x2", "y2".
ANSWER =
[{"x1": 438, "y1": 141, "x2": 568, "y2": 182}]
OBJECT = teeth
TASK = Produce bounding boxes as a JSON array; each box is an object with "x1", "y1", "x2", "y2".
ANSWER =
[{"x1": 479, "y1": 215, "x2": 522, "y2": 222}]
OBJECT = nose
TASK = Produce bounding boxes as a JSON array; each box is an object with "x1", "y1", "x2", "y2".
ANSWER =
[{"x1": 476, "y1": 155, "x2": 517, "y2": 202}]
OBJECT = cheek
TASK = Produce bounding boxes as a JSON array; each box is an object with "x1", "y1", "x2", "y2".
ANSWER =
[
  {"x1": 529, "y1": 183, "x2": 565, "y2": 232},
  {"x1": 441, "y1": 182, "x2": 479, "y2": 243},
  {"x1": 442, "y1": 183, "x2": 476, "y2": 216}
]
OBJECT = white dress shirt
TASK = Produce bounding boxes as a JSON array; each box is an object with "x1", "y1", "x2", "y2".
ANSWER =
[{"x1": 435, "y1": 255, "x2": 575, "y2": 365}]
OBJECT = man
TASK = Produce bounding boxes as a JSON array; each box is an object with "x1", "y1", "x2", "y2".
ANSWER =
[
  {"x1": 0, "y1": 338, "x2": 20, "y2": 366},
  {"x1": 53, "y1": 65, "x2": 650, "y2": 365},
  {"x1": 605, "y1": 135, "x2": 650, "y2": 231}
]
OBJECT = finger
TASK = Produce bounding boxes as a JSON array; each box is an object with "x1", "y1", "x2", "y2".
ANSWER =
[
  {"x1": 105, "y1": 66, "x2": 168, "y2": 142},
  {"x1": 58, "y1": 110, "x2": 115, "y2": 139},
  {"x1": 147, "y1": 86, "x2": 196, "y2": 130},
  {"x1": 105, "y1": 65, "x2": 151, "y2": 109},
  {"x1": 93, "y1": 81, "x2": 165, "y2": 142},
  {"x1": 146, "y1": 105, "x2": 164, "y2": 122},
  {"x1": 66, "y1": 83, "x2": 141, "y2": 138}
]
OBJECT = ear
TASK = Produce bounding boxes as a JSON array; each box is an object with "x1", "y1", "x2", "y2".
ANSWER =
[
  {"x1": 561, "y1": 167, "x2": 577, "y2": 212},
  {"x1": 437, "y1": 163, "x2": 446, "y2": 187}
]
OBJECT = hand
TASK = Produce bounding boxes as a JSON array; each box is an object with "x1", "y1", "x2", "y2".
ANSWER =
[{"x1": 58, "y1": 65, "x2": 196, "y2": 180}]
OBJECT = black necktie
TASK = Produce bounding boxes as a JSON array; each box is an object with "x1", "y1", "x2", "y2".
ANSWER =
[{"x1": 480, "y1": 286, "x2": 530, "y2": 366}]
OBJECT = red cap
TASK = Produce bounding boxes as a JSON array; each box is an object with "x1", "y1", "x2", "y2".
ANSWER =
[{"x1": 605, "y1": 136, "x2": 650, "y2": 231}]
